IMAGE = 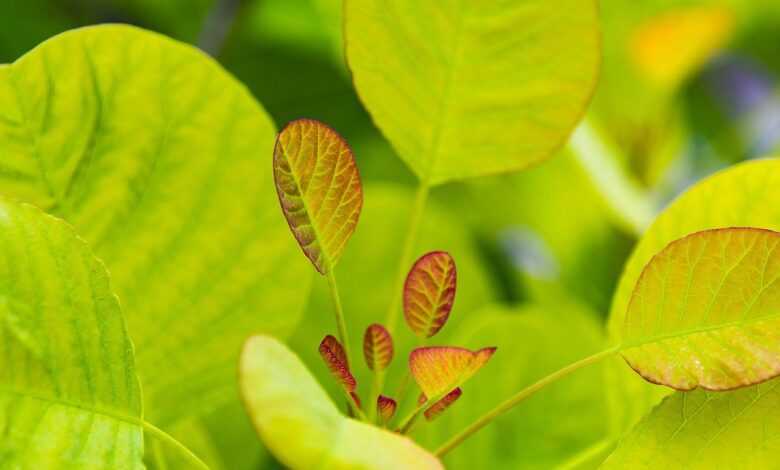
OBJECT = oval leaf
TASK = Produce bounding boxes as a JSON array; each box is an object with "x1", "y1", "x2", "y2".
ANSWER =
[
  {"x1": 404, "y1": 251, "x2": 457, "y2": 338},
  {"x1": 0, "y1": 198, "x2": 143, "y2": 468},
  {"x1": 377, "y1": 395, "x2": 397, "y2": 424},
  {"x1": 319, "y1": 334, "x2": 357, "y2": 392},
  {"x1": 622, "y1": 228, "x2": 780, "y2": 391},
  {"x1": 424, "y1": 388, "x2": 462, "y2": 422},
  {"x1": 345, "y1": 0, "x2": 600, "y2": 184},
  {"x1": 240, "y1": 335, "x2": 443, "y2": 470},
  {"x1": 0, "y1": 25, "x2": 312, "y2": 425},
  {"x1": 273, "y1": 118, "x2": 363, "y2": 274},
  {"x1": 364, "y1": 323, "x2": 394, "y2": 371},
  {"x1": 410, "y1": 346, "x2": 496, "y2": 399}
]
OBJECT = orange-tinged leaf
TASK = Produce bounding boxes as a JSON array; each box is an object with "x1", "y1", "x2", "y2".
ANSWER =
[
  {"x1": 363, "y1": 323, "x2": 394, "y2": 371},
  {"x1": 404, "y1": 251, "x2": 457, "y2": 338},
  {"x1": 410, "y1": 346, "x2": 496, "y2": 398},
  {"x1": 622, "y1": 228, "x2": 780, "y2": 391},
  {"x1": 377, "y1": 395, "x2": 397, "y2": 424},
  {"x1": 319, "y1": 335, "x2": 356, "y2": 392},
  {"x1": 424, "y1": 388, "x2": 462, "y2": 422},
  {"x1": 273, "y1": 119, "x2": 363, "y2": 274}
]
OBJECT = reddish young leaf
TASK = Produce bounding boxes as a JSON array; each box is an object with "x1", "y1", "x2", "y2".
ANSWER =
[
  {"x1": 410, "y1": 346, "x2": 496, "y2": 398},
  {"x1": 363, "y1": 323, "x2": 394, "y2": 371},
  {"x1": 273, "y1": 119, "x2": 363, "y2": 274},
  {"x1": 403, "y1": 251, "x2": 457, "y2": 338},
  {"x1": 424, "y1": 388, "x2": 462, "y2": 421},
  {"x1": 319, "y1": 335, "x2": 356, "y2": 392},
  {"x1": 377, "y1": 395, "x2": 397, "y2": 424}
]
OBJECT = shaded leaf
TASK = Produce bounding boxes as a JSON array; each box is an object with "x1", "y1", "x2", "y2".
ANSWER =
[
  {"x1": 319, "y1": 335, "x2": 357, "y2": 392},
  {"x1": 364, "y1": 323, "x2": 394, "y2": 371},
  {"x1": 377, "y1": 395, "x2": 397, "y2": 424},
  {"x1": 602, "y1": 379, "x2": 780, "y2": 469},
  {"x1": 240, "y1": 335, "x2": 443, "y2": 469},
  {"x1": 622, "y1": 228, "x2": 780, "y2": 391},
  {"x1": 273, "y1": 118, "x2": 363, "y2": 274},
  {"x1": 424, "y1": 388, "x2": 462, "y2": 422},
  {"x1": 410, "y1": 346, "x2": 496, "y2": 399},
  {"x1": 404, "y1": 251, "x2": 457, "y2": 338},
  {"x1": 345, "y1": 0, "x2": 600, "y2": 184},
  {"x1": 0, "y1": 25, "x2": 312, "y2": 425},
  {"x1": 0, "y1": 198, "x2": 143, "y2": 468}
]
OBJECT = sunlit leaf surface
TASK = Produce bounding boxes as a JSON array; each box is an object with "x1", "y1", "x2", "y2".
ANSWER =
[
  {"x1": 274, "y1": 118, "x2": 363, "y2": 274},
  {"x1": 240, "y1": 335, "x2": 443, "y2": 470},
  {"x1": 404, "y1": 251, "x2": 457, "y2": 338},
  {"x1": 622, "y1": 228, "x2": 780, "y2": 391},
  {"x1": 0, "y1": 25, "x2": 311, "y2": 425},
  {"x1": 410, "y1": 346, "x2": 496, "y2": 399},
  {"x1": 345, "y1": 0, "x2": 600, "y2": 184},
  {"x1": 0, "y1": 199, "x2": 143, "y2": 469}
]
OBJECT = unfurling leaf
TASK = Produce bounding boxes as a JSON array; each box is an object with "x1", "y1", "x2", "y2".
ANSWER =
[
  {"x1": 424, "y1": 388, "x2": 462, "y2": 422},
  {"x1": 241, "y1": 335, "x2": 443, "y2": 469},
  {"x1": 410, "y1": 346, "x2": 496, "y2": 398},
  {"x1": 273, "y1": 119, "x2": 363, "y2": 274},
  {"x1": 404, "y1": 251, "x2": 457, "y2": 338},
  {"x1": 622, "y1": 228, "x2": 780, "y2": 391},
  {"x1": 377, "y1": 395, "x2": 397, "y2": 424},
  {"x1": 364, "y1": 323, "x2": 394, "y2": 371},
  {"x1": 319, "y1": 335, "x2": 357, "y2": 392}
]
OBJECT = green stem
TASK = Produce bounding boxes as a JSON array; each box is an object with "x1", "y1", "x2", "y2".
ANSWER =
[
  {"x1": 435, "y1": 346, "x2": 620, "y2": 457},
  {"x1": 152, "y1": 440, "x2": 169, "y2": 470},
  {"x1": 556, "y1": 437, "x2": 613, "y2": 470},
  {"x1": 143, "y1": 421, "x2": 210, "y2": 470},
  {"x1": 368, "y1": 370, "x2": 384, "y2": 423},
  {"x1": 384, "y1": 182, "x2": 430, "y2": 335},
  {"x1": 397, "y1": 402, "x2": 425, "y2": 434},
  {"x1": 326, "y1": 268, "x2": 353, "y2": 367}
]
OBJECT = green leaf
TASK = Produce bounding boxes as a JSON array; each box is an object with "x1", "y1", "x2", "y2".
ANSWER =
[
  {"x1": 0, "y1": 25, "x2": 312, "y2": 425},
  {"x1": 344, "y1": 0, "x2": 600, "y2": 184},
  {"x1": 404, "y1": 251, "x2": 457, "y2": 338},
  {"x1": 240, "y1": 335, "x2": 443, "y2": 470},
  {"x1": 602, "y1": 378, "x2": 780, "y2": 469},
  {"x1": 274, "y1": 118, "x2": 363, "y2": 274},
  {"x1": 0, "y1": 198, "x2": 143, "y2": 469},
  {"x1": 621, "y1": 227, "x2": 780, "y2": 391},
  {"x1": 609, "y1": 158, "x2": 780, "y2": 338}
]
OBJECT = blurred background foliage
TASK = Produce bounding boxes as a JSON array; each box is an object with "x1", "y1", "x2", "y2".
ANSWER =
[{"x1": 3, "y1": 0, "x2": 780, "y2": 468}]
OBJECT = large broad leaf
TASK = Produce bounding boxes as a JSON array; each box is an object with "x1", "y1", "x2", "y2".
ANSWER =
[
  {"x1": 417, "y1": 303, "x2": 611, "y2": 469},
  {"x1": 240, "y1": 335, "x2": 443, "y2": 470},
  {"x1": 344, "y1": 0, "x2": 600, "y2": 184},
  {"x1": 0, "y1": 198, "x2": 143, "y2": 469},
  {"x1": 609, "y1": 158, "x2": 780, "y2": 337},
  {"x1": 602, "y1": 378, "x2": 780, "y2": 469},
  {"x1": 621, "y1": 228, "x2": 780, "y2": 391},
  {"x1": 0, "y1": 25, "x2": 311, "y2": 425}
]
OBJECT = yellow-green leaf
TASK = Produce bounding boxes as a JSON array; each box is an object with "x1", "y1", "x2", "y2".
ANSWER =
[
  {"x1": 0, "y1": 25, "x2": 311, "y2": 425},
  {"x1": 410, "y1": 346, "x2": 496, "y2": 399},
  {"x1": 344, "y1": 0, "x2": 600, "y2": 184},
  {"x1": 240, "y1": 335, "x2": 442, "y2": 470},
  {"x1": 0, "y1": 198, "x2": 143, "y2": 469},
  {"x1": 273, "y1": 118, "x2": 363, "y2": 274},
  {"x1": 610, "y1": 158, "x2": 780, "y2": 337},
  {"x1": 602, "y1": 379, "x2": 780, "y2": 469},
  {"x1": 622, "y1": 228, "x2": 780, "y2": 391}
]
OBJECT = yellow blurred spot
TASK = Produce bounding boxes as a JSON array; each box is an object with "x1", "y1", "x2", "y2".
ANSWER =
[{"x1": 630, "y1": 5, "x2": 735, "y2": 90}]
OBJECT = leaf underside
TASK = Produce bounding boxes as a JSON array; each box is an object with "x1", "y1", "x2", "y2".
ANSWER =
[
  {"x1": 424, "y1": 388, "x2": 462, "y2": 422},
  {"x1": 410, "y1": 346, "x2": 496, "y2": 398},
  {"x1": 622, "y1": 228, "x2": 780, "y2": 391},
  {"x1": 273, "y1": 118, "x2": 363, "y2": 274},
  {"x1": 364, "y1": 323, "x2": 394, "y2": 371},
  {"x1": 404, "y1": 251, "x2": 457, "y2": 338},
  {"x1": 319, "y1": 335, "x2": 357, "y2": 392}
]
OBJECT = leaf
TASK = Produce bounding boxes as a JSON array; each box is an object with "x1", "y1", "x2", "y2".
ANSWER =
[
  {"x1": 273, "y1": 118, "x2": 363, "y2": 274},
  {"x1": 621, "y1": 227, "x2": 780, "y2": 391},
  {"x1": 344, "y1": 0, "x2": 600, "y2": 184},
  {"x1": 377, "y1": 395, "x2": 397, "y2": 424},
  {"x1": 363, "y1": 323, "x2": 393, "y2": 371},
  {"x1": 602, "y1": 379, "x2": 780, "y2": 469},
  {"x1": 610, "y1": 159, "x2": 780, "y2": 338},
  {"x1": 410, "y1": 346, "x2": 496, "y2": 399},
  {"x1": 0, "y1": 198, "x2": 144, "y2": 469},
  {"x1": 240, "y1": 335, "x2": 443, "y2": 470},
  {"x1": 0, "y1": 25, "x2": 312, "y2": 425},
  {"x1": 404, "y1": 251, "x2": 457, "y2": 338},
  {"x1": 319, "y1": 334, "x2": 357, "y2": 392},
  {"x1": 424, "y1": 388, "x2": 462, "y2": 422}
]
